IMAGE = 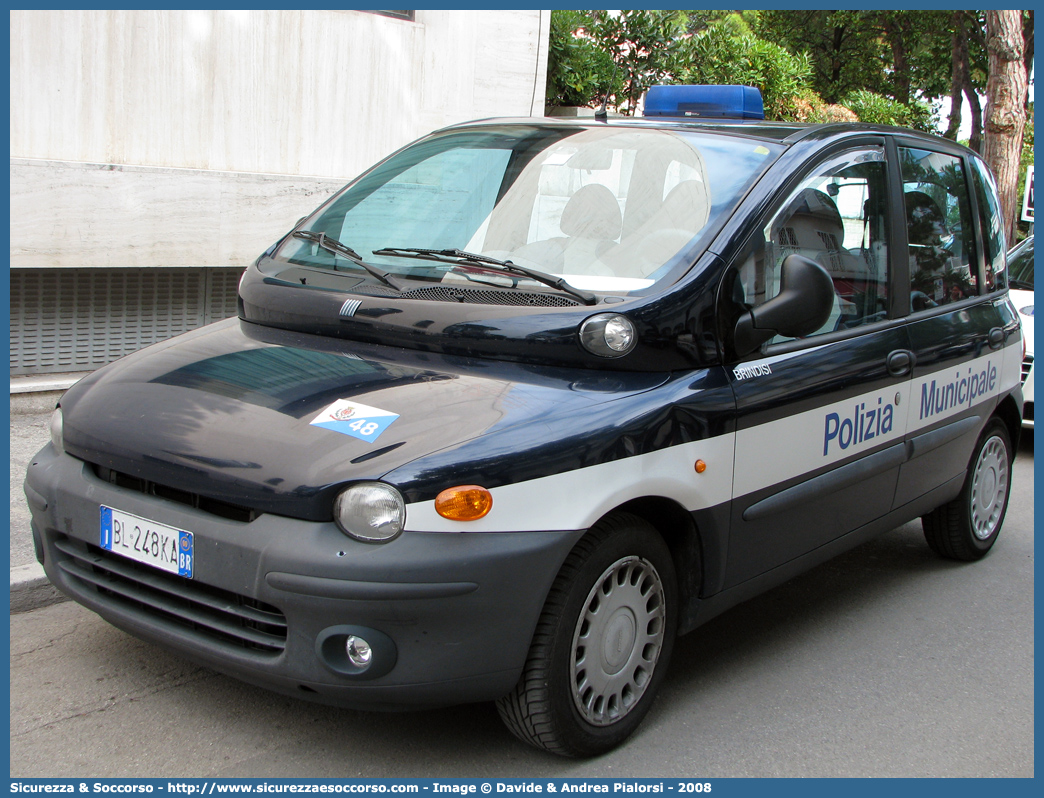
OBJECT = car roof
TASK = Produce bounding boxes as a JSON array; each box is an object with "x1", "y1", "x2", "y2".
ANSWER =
[{"x1": 438, "y1": 115, "x2": 976, "y2": 154}]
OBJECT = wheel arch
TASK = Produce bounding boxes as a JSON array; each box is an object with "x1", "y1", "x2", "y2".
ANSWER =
[
  {"x1": 612, "y1": 496, "x2": 705, "y2": 635},
  {"x1": 994, "y1": 393, "x2": 1023, "y2": 450}
]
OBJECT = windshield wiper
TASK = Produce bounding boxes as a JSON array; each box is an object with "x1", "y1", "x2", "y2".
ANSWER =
[
  {"x1": 293, "y1": 231, "x2": 404, "y2": 291},
  {"x1": 372, "y1": 247, "x2": 597, "y2": 305},
  {"x1": 1008, "y1": 279, "x2": 1034, "y2": 290}
]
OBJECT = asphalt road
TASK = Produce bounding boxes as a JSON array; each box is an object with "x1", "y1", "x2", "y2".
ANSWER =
[{"x1": 8, "y1": 429, "x2": 1033, "y2": 778}]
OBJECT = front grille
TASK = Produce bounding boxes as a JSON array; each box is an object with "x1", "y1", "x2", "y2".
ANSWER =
[
  {"x1": 353, "y1": 284, "x2": 580, "y2": 307},
  {"x1": 54, "y1": 535, "x2": 287, "y2": 655},
  {"x1": 1022, "y1": 354, "x2": 1033, "y2": 385},
  {"x1": 91, "y1": 464, "x2": 259, "y2": 523}
]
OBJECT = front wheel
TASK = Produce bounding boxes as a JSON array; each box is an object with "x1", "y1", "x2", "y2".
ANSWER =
[
  {"x1": 496, "y1": 513, "x2": 678, "y2": 757},
  {"x1": 922, "y1": 417, "x2": 1013, "y2": 561}
]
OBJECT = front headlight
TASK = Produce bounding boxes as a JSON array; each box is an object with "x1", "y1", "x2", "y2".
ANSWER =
[
  {"x1": 49, "y1": 406, "x2": 64, "y2": 453},
  {"x1": 579, "y1": 313, "x2": 637, "y2": 357},
  {"x1": 333, "y1": 482, "x2": 406, "y2": 543}
]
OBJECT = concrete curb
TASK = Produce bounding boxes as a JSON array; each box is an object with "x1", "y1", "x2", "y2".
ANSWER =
[
  {"x1": 11, "y1": 372, "x2": 87, "y2": 415},
  {"x1": 10, "y1": 562, "x2": 68, "y2": 614}
]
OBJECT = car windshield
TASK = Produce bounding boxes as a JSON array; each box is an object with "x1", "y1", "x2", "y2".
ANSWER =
[
  {"x1": 270, "y1": 124, "x2": 782, "y2": 295},
  {"x1": 1008, "y1": 237, "x2": 1033, "y2": 288}
]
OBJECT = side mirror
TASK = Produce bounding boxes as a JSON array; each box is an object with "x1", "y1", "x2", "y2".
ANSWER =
[{"x1": 734, "y1": 254, "x2": 835, "y2": 356}]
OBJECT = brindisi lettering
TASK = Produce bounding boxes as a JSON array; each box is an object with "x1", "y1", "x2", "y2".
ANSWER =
[
  {"x1": 823, "y1": 396, "x2": 895, "y2": 456},
  {"x1": 920, "y1": 361, "x2": 998, "y2": 420},
  {"x1": 733, "y1": 363, "x2": 772, "y2": 380}
]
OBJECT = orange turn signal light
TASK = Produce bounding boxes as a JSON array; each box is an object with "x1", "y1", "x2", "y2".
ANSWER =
[
  {"x1": 435, "y1": 485, "x2": 493, "y2": 521},
  {"x1": 694, "y1": 459, "x2": 707, "y2": 474}
]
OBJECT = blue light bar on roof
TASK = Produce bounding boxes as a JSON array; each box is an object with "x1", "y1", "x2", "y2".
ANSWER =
[{"x1": 643, "y1": 85, "x2": 765, "y2": 120}]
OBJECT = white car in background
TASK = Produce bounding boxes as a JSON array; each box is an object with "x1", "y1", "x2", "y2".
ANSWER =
[{"x1": 1008, "y1": 236, "x2": 1034, "y2": 428}]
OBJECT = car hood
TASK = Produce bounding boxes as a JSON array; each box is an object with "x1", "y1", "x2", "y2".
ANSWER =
[{"x1": 58, "y1": 319, "x2": 669, "y2": 520}]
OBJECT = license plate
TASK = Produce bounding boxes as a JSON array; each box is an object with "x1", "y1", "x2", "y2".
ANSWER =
[{"x1": 100, "y1": 506, "x2": 194, "y2": 578}]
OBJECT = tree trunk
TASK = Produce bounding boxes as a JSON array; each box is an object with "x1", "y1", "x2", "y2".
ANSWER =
[
  {"x1": 983, "y1": 10, "x2": 1028, "y2": 243},
  {"x1": 827, "y1": 25, "x2": 846, "y2": 102},
  {"x1": 884, "y1": 18, "x2": 911, "y2": 105},
  {"x1": 944, "y1": 14, "x2": 966, "y2": 140},
  {"x1": 1024, "y1": 10, "x2": 1034, "y2": 108}
]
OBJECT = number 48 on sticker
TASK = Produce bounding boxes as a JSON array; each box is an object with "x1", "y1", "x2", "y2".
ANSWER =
[{"x1": 348, "y1": 419, "x2": 380, "y2": 437}]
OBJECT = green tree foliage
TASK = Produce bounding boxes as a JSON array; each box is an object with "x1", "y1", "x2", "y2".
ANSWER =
[
  {"x1": 545, "y1": 10, "x2": 616, "y2": 109},
  {"x1": 586, "y1": 10, "x2": 690, "y2": 115},
  {"x1": 754, "y1": 10, "x2": 890, "y2": 103},
  {"x1": 544, "y1": 9, "x2": 1029, "y2": 158},
  {"x1": 753, "y1": 9, "x2": 955, "y2": 130},
  {"x1": 842, "y1": 90, "x2": 937, "y2": 132},
  {"x1": 675, "y1": 22, "x2": 813, "y2": 119}
]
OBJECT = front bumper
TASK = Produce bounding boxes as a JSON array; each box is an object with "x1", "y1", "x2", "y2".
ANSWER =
[{"x1": 25, "y1": 444, "x2": 583, "y2": 709}]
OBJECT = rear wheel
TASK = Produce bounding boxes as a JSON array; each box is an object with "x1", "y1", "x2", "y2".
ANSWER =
[
  {"x1": 922, "y1": 417, "x2": 1012, "y2": 561},
  {"x1": 496, "y1": 513, "x2": 678, "y2": 757}
]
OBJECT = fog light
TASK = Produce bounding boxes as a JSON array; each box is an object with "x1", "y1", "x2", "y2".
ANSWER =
[
  {"x1": 579, "y1": 313, "x2": 637, "y2": 358},
  {"x1": 346, "y1": 635, "x2": 372, "y2": 668}
]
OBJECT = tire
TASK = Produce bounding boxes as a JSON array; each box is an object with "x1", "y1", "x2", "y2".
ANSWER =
[
  {"x1": 922, "y1": 417, "x2": 1013, "y2": 561},
  {"x1": 496, "y1": 513, "x2": 678, "y2": 757}
]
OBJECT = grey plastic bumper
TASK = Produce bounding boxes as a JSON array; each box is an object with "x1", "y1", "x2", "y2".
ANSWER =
[{"x1": 25, "y1": 444, "x2": 584, "y2": 709}]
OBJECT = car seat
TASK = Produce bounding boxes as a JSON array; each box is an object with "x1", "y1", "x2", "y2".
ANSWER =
[
  {"x1": 905, "y1": 191, "x2": 950, "y2": 248},
  {"x1": 509, "y1": 184, "x2": 622, "y2": 276},
  {"x1": 905, "y1": 190, "x2": 955, "y2": 308}
]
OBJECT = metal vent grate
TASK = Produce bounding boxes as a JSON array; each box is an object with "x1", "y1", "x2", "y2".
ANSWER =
[
  {"x1": 91, "y1": 463, "x2": 260, "y2": 523},
  {"x1": 352, "y1": 283, "x2": 580, "y2": 307},
  {"x1": 54, "y1": 535, "x2": 287, "y2": 655},
  {"x1": 10, "y1": 268, "x2": 244, "y2": 376}
]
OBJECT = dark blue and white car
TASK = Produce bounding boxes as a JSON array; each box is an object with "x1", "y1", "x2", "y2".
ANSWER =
[{"x1": 25, "y1": 86, "x2": 1023, "y2": 757}]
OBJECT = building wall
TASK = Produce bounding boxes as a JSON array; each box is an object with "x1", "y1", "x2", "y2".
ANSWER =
[
  {"x1": 10, "y1": 9, "x2": 549, "y2": 270},
  {"x1": 8, "y1": 10, "x2": 549, "y2": 375}
]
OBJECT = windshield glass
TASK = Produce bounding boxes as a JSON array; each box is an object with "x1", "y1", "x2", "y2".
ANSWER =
[{"x1": 271, "y1": 124, "x2": 782, "y2": 294}]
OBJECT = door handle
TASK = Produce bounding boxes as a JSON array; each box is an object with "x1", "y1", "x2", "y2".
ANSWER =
[
  {"x1": 886, "y1": 349, "x2": 914, "y2": 377},
  {"x1": 987, "y1": 327, "x2": 1006, "y2": 350}
]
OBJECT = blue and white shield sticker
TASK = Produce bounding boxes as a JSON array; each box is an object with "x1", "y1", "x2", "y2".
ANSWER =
[{"x1": 310, "y1": 399, "x2": 399, "y2": 443}]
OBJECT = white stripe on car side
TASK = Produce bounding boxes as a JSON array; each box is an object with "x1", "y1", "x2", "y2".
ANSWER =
[
  {"x1": 405, "y1": 346, "x2": 1020, "y2": 534},
  {"x1": 405, "y1": 434, "x2": 736, "y2": 533}
]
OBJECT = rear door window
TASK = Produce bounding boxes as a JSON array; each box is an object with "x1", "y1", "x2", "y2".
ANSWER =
[
  {"x1": 900, "y1": 147, "x2": 978, "y2": 309},
  {"x1": 968, "y1": 156, "x2": 1008, "y2": 292}
]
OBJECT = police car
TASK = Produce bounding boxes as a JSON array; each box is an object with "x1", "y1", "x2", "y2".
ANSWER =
[{"x1": 25, "y1": 86, "x2": 1023, "y2": 757}]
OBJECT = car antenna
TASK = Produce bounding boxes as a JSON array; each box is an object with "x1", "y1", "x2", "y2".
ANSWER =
[{"x1": 594, "y1": 62, "x2": 621, "y2": 123}]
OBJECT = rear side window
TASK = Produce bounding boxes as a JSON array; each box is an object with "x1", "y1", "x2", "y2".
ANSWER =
[
  {"x1": 969, "y1": 157, "x2": 1008, "y2": 292},
  {"x1": 899, "y1": 147, "x2": 978, "y2": 309}
]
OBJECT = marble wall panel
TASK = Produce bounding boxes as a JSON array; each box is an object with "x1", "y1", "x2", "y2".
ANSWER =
[
  {"x1": 10, "y1": 9, "x2": 548, "y2": 179},
  {"x1": 10, "y1": 159, "x2": 346, "y2": 269},
  {"x1": 9, "y1": 9, "x2": 548, "y2": 271}
]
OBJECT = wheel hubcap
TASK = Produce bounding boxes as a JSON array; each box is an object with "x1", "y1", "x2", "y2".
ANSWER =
[
  {"x1": 570, "y1": 556, "x2": 666, "y2": 727},
  {"x1": 970, "y1": 435, "x2": 1008, "y2": 540}
]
